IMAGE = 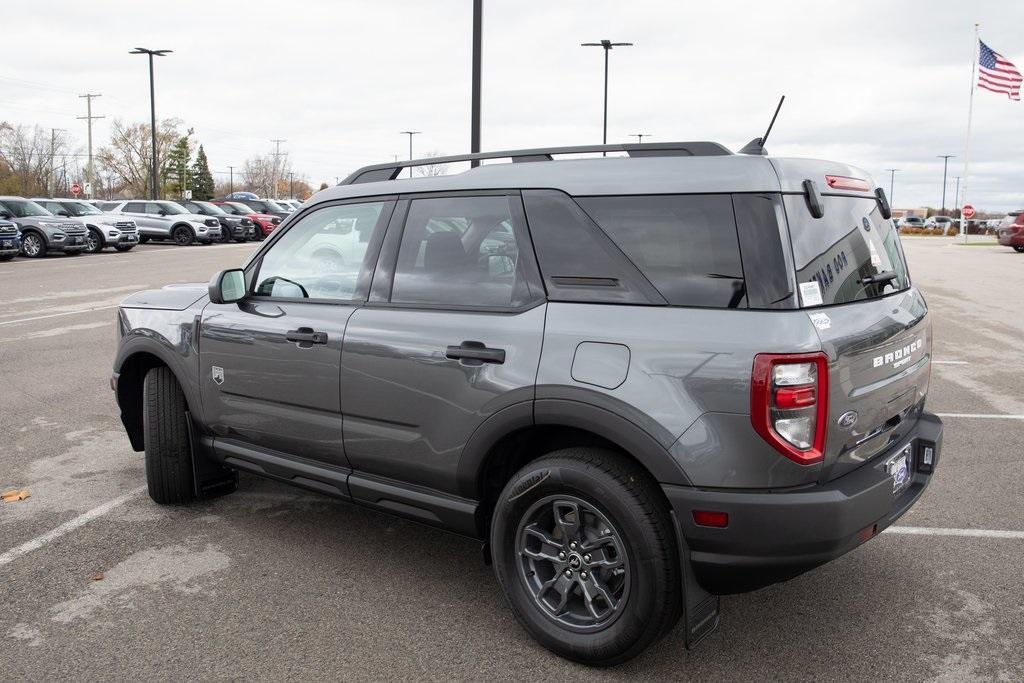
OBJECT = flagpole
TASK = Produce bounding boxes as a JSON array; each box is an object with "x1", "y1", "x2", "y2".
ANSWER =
[{"x1": 960, "y1": 23, "x2": 979, "y2": 243}]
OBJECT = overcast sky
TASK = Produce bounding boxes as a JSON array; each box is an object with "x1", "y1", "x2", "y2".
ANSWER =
[{"x1": 4, "y1": 0, "x2": 1024, "y2": 211}]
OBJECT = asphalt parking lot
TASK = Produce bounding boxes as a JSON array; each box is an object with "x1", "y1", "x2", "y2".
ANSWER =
[{"x1": 1, "y1": 238, "x2": 1022, "y2": 680}]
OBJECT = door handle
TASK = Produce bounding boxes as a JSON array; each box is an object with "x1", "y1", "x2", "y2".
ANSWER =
[
  {"x1": 445, "y1": 341, "x2": 505, "y2": 364},
  {"x1": 286, "y1": 327, "x2": 328, "y2": 347}
]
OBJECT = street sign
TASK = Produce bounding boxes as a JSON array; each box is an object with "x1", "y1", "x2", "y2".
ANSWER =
[
  {"x1": 70, "y1": 182, "x2": 81, "y2": 197},
  {"x1": 962, "y1": 204, "x2": 975, "y2": 219},
  {"x1": 183, "y1": 190, "x2": 193, "y2": 200}
]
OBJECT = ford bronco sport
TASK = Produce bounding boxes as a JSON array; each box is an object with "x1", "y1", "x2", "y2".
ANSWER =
[{"x1": 112, "y1": 142, "x2": 942, "y2": 665}]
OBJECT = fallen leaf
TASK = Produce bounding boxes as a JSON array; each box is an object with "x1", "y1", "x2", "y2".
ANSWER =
[
  {"x1": 90, "y1": 572, "x2": 105, "y2": 581},
  {"x1": 1, "y1": 489, "x2": 31, "y2": 503}
]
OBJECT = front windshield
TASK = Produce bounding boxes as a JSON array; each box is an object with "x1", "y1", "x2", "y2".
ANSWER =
[
  {"x1": 66, "y1": 201, "x2": 102, "y2": 216},
  {"x1": 1, "y1": 199, "x2": 52, "y2": 218},
  {"x1": 226, "y1": 202, "x2": 255, "y2": 215},
  {"x1": 197, "y1": 201, "x2": 226, "y2": 215},
  {"x1": 157, "y1": 201, "x2": 188, "y2": 215}
]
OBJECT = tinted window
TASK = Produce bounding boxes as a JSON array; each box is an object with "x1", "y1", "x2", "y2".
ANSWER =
[
  {"x1": 578, "y1": 194, "x2": 746, "y2": 308},
  {"x1": 523, "y1": 190, "x2": 662, "y2": 305},
  {"x1": 391, "y1": 196, "x2": 531, "y2": 308},
  {"x1": 123, "y1": 202, "x2": 145, "y2": 213},
  {"x1": 255, "y1": 201, "x2": 390, "y2": 301},
  {"x1": 733, "y1": 194, "x2": 794, "y2": 308},
  {"x1": 784, "y1": 195, "x2": 910, "y2": 307}
]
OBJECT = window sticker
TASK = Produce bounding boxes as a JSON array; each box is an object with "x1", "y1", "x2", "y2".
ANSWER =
[
  {"x1": 808, "y1": 312, "x2": 832, "y2": 330},
  {"x1": 868, "y1": 240, "x2": 882, "y2": 268},
  {"x1": 800, "y1": 281, "x2": 823, "y2": 307}
]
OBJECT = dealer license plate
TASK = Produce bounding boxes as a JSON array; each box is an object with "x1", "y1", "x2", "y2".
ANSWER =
[{"x1": 885, "y1": 444, "x2": 913, "y2": 496}]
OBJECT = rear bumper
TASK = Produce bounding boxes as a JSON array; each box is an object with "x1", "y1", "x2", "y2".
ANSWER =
[
  {"x1": 664, "y1": 412, "x2": 943, "y2": 594},
  {"x1": 997, "y1": 231, "x2": 1024, "y2": 246}
]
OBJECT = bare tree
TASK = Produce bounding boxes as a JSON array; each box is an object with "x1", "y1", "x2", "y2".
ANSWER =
[
  {"x1": 241, "y1": 154, "x2": 277, "y2": 197},
  {"x1": 96, "y1": 118, "x2": 183, "y2": 198},
  {"x1": 414, "y1": 150, "x2": 448, "y2": 177},
  {"x1": 0, "y1": 122, "x2": 75, "y2": 195}
]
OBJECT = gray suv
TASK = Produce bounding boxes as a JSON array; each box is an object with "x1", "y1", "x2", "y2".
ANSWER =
[
  {"x1": 111, "y1": 143, "x2": 942, "y2": 665},
  {"x1": 104, "y1": 200, "x2": 222, "y2": 245},
  {"x1": 33, "y1": 198, "x2": 139, "y2": 253},
  {"x1": 0, "y1": 196, "x2": 88, "y2": 257}
]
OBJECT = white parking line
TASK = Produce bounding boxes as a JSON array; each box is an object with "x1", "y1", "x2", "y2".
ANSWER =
[
  {"x1": 0, "y1": 305, "x2": 117, "y2": 326},
  {"x1": 0, "y1": 487, "x2": 145, "y2": 568},
  {"x1": 933, "y1": 360, "x2": 970, "y2": 365},
  {"x1": 935, "y1": 413, "x2": 1024, "y2": 420},
  {"x1": 885, "y1": 526, "x2": 1024, "y2": 539}
]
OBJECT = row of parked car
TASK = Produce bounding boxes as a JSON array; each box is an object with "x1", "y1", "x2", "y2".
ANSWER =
[{"x1": 0, "y1": 195, "x2": 304, "y2": 259}]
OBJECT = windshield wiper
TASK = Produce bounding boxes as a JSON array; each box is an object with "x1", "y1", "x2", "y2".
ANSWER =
[{"x1": 859, "y1": 270, "x2": 898, "y2": 286}]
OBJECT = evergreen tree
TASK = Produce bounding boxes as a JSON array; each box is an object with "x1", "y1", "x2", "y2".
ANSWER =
[
  {"x1": 163, "y1": 128, "x2": 194, "y2": 198},
  {"x1": 190, "y1": 145, "x2": 216, "y2": 200}
]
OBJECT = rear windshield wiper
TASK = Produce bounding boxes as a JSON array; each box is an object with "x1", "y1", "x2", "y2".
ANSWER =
[{"x1": 859, "y1": 270, "x2": 898, "y2": 286}]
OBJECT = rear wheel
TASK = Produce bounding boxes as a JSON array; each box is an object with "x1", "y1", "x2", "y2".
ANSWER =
[
  {"x1": 85, "y1": 228, "x2": 104, "y2": 253},
  {"x1": 115, "y1": 244, "x2": 135, "y2": 252},
  {"x1": 21, "y1": 232, "x2": 45, "y2": 258},
  {"x1": 142, "y1": 366, "x2": 196, "y2": 504},
  {"x1": 491, "y1": 448, "x2": 681, "y2": 666},
  {"x1": 1014, "y1": 245, "x2": 1024, "y2": 253},
  {"x1": 172, "y1": 225, "x2": 194, "y2": 246}
]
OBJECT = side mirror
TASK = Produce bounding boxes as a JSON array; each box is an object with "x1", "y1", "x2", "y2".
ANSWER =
[
  {"x1": 209, "y1": 269, "x2": 246, "y2": 304},
  {"x1": 158, "y1": 209, "x2": 168, "y2": 216},
  {"x1": 58, "y1": 210, "x2": 71, "y2": 217},
  {"x1": 0, "y1": 211, "x2": 11, "y2": 220}
]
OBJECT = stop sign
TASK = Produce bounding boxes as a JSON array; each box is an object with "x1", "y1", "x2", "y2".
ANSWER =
[
  {"x1": 962, "y1": 204, "x2": 975, "y2": 219},
  {"x1": 70, "y1": 182, "x2": 81, "y2": 197}
]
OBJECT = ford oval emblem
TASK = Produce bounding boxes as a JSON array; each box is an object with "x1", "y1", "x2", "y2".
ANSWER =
[{"x1": 837, "y1": 411, "x2": 858, "y2": 429}]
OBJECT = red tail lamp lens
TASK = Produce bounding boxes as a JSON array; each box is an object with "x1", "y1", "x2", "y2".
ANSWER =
[
  {"x1": 692, "y1": 510, "x2": 729, "y2": 528},
  {"x1": 825, "y1": 175, "x2": 871, "y2": 192}
]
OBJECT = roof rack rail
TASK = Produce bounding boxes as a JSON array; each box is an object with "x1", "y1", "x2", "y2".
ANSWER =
[{"x1": 340, "y1": 141, "x2": 733, "y2": 185}]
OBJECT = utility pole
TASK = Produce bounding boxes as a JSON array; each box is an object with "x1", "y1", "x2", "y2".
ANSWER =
[
  {"x1": 470, "y1": 0, "x2": 482, "y2": 167},
  {"x1": 49, "y1": 128, "x2": 66, "y2": 196},
  {"x1": 270, "y1": 139, "x2": 286, "y2": 200},
  {"x1": 129, "y1": 48, "x2": 172, "y2": 200},
  {"x1": 953, "y1": 176, "x2": 961, "y2": 211},
  {"x1": 288, "y1": 171, "x2": 295, "y2": 199},
  {"x1": 581, "y1": 39, "x2": 633, "y2": 154},
  {"x1": 335, "y1": 176, "x2": 341, "y2": 186},
  {"x1": 400, "y1": 131, "x2": 421, "y2": 178},
  {"x1": 77, "y1": 94, "x2": 104, "y2": 198},
  {"x1": 937, "y1": 154, "x2": 955, "y2": 215},
  {"x1": 885, "y1": 168, "x2": 899, "y2": 206},
  {"x1": 630, "y1": 133, "x2": 650, "y2": 144},
  {"x1": 227, "y1": 165, "x2": 235, "y2": 195}
]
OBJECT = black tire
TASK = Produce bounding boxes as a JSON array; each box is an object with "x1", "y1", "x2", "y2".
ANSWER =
[
  {"x1": 491, "y1": 448, "x2": 681, "y2": 666},
  {"x1": 142, "y1": 366, "x2": 196, "y2": 504},
  {"x1": 138, "y1": 234, "x2": 150, "y2": 244},
  {"x1": 20, "y1": 231, "x2": 46, "y2": 258},
  {"x1": 1014, "y1": 245, "x2": 1024, "y2": 253},
  {"x1": 0, "y1": 254, "x2": 13, "y2": 261},
  {"x1": 85, "y1": 228, "x2": 104, "y2": 253},
  {"x1": 172, "y1": 225, "x2": 195, "y2": 246},
  {"x1": 114, "y1": 244, "x2": 135, "y2": 252},
  {"x1": 66, "y1": 250, "x2": 83, "y2": 256}
]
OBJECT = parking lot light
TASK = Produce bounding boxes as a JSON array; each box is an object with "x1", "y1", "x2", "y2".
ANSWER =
[{"x1": 129, "y1": 48, "x2": 172, "y2": 200}]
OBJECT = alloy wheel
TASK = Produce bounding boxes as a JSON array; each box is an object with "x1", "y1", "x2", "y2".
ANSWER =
[
  {"x1": 22, "y1": 234, "x2": 42, "y2": 256},
  {"x1": 515, "y1": 495, "x2": 630, "y2": 632},
  {"x1": 86, "y1": 230, "x2": 101, "y2": 252},
  {"x1": 173, "y1": 227, "x2": 192, "y2": 246}
]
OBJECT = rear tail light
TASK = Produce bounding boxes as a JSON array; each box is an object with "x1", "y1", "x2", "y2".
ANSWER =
[{"x1": 751, "y1": 352, "x2": 829, "y2": 465}]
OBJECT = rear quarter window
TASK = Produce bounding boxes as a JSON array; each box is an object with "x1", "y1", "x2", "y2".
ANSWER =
[{"x1": 577, "y1": 194, "x2": 747, "y2": 308}]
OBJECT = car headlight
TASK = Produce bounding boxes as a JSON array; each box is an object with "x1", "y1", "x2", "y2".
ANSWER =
[{"x1": 53, "y1": 231, "x2": 66, "y2": 238}]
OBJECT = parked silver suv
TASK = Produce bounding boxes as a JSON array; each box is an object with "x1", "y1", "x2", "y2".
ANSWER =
[
  {"x1": 104, "y1": 200, "x2": 221, "y2": 245},
  {"x1": 0, "y1": 196, "x2": 88, "y2": 257},
  {"x1": 33, "y1": 198, "x2": 139, "y2": 253},
  {"x1": 111, "y1": 142, "x2": 942, "y2": 665}
]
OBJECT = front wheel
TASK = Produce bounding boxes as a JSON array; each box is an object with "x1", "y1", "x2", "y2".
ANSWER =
[
  {"x1": 142, "y1": 366, "x2": 196, "y2": 504},
  {"x1": 1014, "y1": 245, "x2": 1024, "y2": 253},
  {"x1": 85, "y1": 228, "x2": 104, "y2": 253},
  {"x1": 490, "y1": 448, "x2": 682, "y2": 666},
  {"x1": 20, "y1": 232, "x2": 45, "y2": 258},
  {"x1": 172, "y1": 226, "x2": 194, "y2": 246}
]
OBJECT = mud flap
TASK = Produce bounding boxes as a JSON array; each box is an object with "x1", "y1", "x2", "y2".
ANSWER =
[
  {"x1": 670, "y1": 510, "x2": 720, "y2": 648},
  {"x1": 186, "y1": 411, "x2": 238, "y2": 499}
]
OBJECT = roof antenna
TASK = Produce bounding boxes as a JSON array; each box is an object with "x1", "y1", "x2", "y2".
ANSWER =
[{"x1": 739, "y1": 95, "x2": 785, "y2": 156}]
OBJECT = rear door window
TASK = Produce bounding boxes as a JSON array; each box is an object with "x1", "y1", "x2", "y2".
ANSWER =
[
  {"x1": 577, "y1": 194, "x2": 747, "y2": 308},
  {"x1": 784, "y1": 195, "x2": 909, "y2": 307}
]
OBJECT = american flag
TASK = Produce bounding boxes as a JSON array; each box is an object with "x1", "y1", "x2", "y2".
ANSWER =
[{"x1": 978, "y1": 40, "x2": 1022, "y2": 101}]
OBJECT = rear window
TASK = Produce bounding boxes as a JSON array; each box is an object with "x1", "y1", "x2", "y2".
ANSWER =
[
  {"x1": 577, "y1": 195, "x2": 746, "y2": 308},
  {"x1": 784, "y1": 195, "x2": 909, "y2": 307}
]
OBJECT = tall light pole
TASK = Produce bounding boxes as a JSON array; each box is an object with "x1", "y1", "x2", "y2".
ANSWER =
[
  {"x1": 400, "y1": 131, "x2": 421, "y2": 178},
  {"x1": 581, "y1": 39, "x2": 633, "y2": 152},
  {"x1": 953, "y1": 176, "x2": 961, "y2": 210},
  {"x1": 630, "y1": 133, "x2": 650, "y2": 144},
  {"x1": 885, "y1": 168, "x2": 899, "y2": 206},
  {"x1": 130, "y1": 48, "x2": 172, "y2": 200},
  {"x1": 470, "y1": 0, "x2": 482, "y2": 167},
  {"x1": 937, "y1": 155, "x2": 955, "y2": 215},
  {"x1": 227, "y1": 165, "x2": 235, "y2": 195},
  {"x1": 77, "y1": 94, "x2": 104, "y2": 198}
]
